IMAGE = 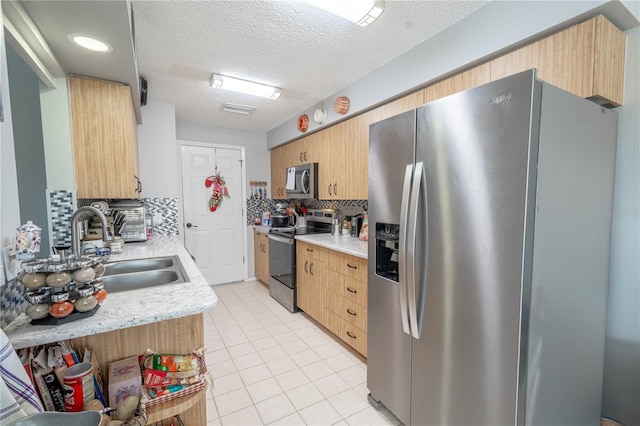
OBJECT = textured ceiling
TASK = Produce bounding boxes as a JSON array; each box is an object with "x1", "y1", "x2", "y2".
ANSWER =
[
  {"x1": 16, "y1": 1, "x2": 491, "y2": 133},
  {"x1": 132, "y1": 0, "x2": 490, "y2": 132}
]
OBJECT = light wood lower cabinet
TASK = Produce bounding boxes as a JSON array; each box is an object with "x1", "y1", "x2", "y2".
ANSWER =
[
  {"x1": 324, "y1": 250, "x2": 368, "y2": 357},
  {"x1": 71, "y1": 315, "x2": 206, "y2": 425},
  {"x1": 296, "y1": 242, "x2": 327, "y2": 323},
  {"x1": 297, "y1": 242, "x2": 368, "y2": 357},
  {"x1": 254, "y1": 229, "x2": 270, "y2": 285}
]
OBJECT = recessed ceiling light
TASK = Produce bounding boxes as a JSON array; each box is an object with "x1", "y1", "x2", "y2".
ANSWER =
[{"x1": 68, "y1": 34, "x2": 113, "y2": 53}]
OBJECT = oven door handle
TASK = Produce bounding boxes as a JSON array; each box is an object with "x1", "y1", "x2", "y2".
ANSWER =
[{"x1": 267, "y1": 234, "x2": 294, "y2": 245}]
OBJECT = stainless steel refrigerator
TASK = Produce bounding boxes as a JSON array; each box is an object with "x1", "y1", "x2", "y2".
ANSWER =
[{"x1": 367, "y1": 70, "x2": 618, "y2": 426}]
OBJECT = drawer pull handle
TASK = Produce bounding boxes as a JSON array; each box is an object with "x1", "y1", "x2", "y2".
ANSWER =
[
  {"x1": 346, "y1": 287, "x2": 357, "y2": 294},
  {"x1": 347, "y1": 308, "x2": 357, "y2": 316},
  {"x1": 346, "y1": 331, "x2": 357, "y2": 339},
  {"x1": 347, "y1": 264, "x2": 357, "y2": 269},
  {"x1": 306, "y1": 248, "x2": 313, "y2": 252}
]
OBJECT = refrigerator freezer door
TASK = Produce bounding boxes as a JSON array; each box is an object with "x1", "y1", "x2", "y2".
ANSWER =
[
  {"x1": 367, "y1": 110, "x2": 416, "y2": 426},
  {"x1": 411, "y1": 71, "x2": 539, "y2": 425}
]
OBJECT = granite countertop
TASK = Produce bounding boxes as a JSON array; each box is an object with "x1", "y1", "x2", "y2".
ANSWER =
[
  {"x1": 253, "y1": 225, "x2": 271, "y2": 234},
  {"x1": 295, "y1": 234, "x2": 368, "y2": 259},
  {"x1": 4, "y1": 236, "x2": 218, "y2": 350}
]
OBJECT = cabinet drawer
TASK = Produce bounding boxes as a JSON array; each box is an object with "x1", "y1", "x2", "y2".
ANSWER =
[
  {"x1": 325, "y1": 269, "x2": 343, "y2": 294},
  {"x1": 340, "y1": 298, "x2": 367, "y2": 332},
  {"x1": 326, "y1": 289, "x2": 344, "y2": 315},
  {"x1": 328, "y1": 251, "x2": 367, "y2": 282},
  {"x1": 327, "y1": 269, "x2": 367, "y2": 307},
  {"x1": 342, "y1": 275, "x2": 367, "y2": 307},
  {"x1": 299, "y1": 242, "x2": 328, "y2": 262},
  {"x1": 340, "y1": 320, "x2": 367, "y2": 357},
  {"x1": 324, "y1": 308, "x2": 341, "y2": 336}
]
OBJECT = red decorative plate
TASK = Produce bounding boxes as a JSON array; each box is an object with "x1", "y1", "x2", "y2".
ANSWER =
[
  {"x1": 334, "y1": 96, "x2": 350, "y2": 115},
  {"x1": 298, "y1": 114, "x2": 309, "y2": 133}
]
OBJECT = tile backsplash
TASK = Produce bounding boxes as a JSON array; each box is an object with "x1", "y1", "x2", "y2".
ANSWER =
[
  {"x1": 0, "y1": 277, "x2": 25, "y2": 328},
  {"x1": 245, "y1": 197, "x2": 368, "y2": 225},
  {"x1": 77, "y1": 197, "x2": 180, "y2": 236},
  {"x1": 48, "y1": 189, "x2": 76, "y2": 248}
]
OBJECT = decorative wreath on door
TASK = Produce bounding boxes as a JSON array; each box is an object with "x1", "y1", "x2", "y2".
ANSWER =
[
  {"x1": 205, "y1": 174, "x2": 229, "y2": 212},
  {"x1": 205, "y1": 149, "x2": 230, "y2": 212}
]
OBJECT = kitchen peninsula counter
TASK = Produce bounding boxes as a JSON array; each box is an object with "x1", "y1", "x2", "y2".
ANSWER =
[
  {"x1": 4, "y1": 235, "x2": 218, "y2": 350},
  {"x1": 295, "y1": 233, "x2": 368, "y2": 259}
]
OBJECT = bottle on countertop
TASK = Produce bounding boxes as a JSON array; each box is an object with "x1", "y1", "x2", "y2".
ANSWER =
[
  {"x1": 342, "y1": 218, "x2": 350, "y2": 235},
  {"x1": 145, "y1": 213, "x2": 153, "y2": 238}
]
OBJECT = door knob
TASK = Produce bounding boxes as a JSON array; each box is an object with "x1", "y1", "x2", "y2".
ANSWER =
[{"x1": 186, "y1": 223, "x2": 198, "y2": 228}]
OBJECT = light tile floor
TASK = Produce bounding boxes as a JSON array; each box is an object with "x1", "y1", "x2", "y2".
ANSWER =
[{"x1": 203, "y1": 280, "x2": 401, "y2": 425}]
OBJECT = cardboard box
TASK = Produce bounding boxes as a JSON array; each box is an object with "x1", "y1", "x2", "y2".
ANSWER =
[{"x1": 108, "y1": 356, "x2": 141, "y2": 408}]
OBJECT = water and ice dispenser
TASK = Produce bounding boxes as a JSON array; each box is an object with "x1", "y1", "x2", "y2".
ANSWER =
[{"x1": 375, "y1": 223, "x2": 400, "y2": 282}]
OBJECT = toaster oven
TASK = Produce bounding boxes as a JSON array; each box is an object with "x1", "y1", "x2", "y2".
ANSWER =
[{"x1": 110, "y1": 202, "x2": 147, "y2": 242}]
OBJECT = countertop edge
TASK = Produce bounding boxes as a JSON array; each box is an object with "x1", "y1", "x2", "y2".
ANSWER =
[
  {"x1": 294, "y1": 234, "x2": 368, "y2": 259},
  {"x1": 4, "y1": 236, "x2": 218, "y2": 350}
]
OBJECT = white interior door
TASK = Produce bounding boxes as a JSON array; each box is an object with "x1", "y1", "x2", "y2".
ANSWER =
[{"x1": 181, "y1": 145, "x2": 245, "y2": 285}]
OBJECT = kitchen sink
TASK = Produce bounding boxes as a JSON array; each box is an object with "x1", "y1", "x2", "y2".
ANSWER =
[
  {"x1": 104, "y1": 256, "x2": 176, "y2": 276},
  {"x1": 101, "y1": 255, "x2": 188, "y2": 293}
]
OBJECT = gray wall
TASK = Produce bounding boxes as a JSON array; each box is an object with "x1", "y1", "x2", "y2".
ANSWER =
[
  {"x1": 1, "y1": 27, "x2": 22, "y2": 280},
  {"x1": 138, "y1": 102, "x2": 179, "y2": 198},
  {"x1": 5, "y1": 44, "x2": 50, "y2": 254},
  {"x1": 40, "y1": 76, "x2": 75, "y2": 191}
]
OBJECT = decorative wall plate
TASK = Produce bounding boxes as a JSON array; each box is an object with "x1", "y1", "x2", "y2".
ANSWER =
[
  {"x1": 313, "y1": 107, "x2": 327, "y2": 124},
  {"x1": 297, "y1": 114, "x2": 309, "y2": 133},
  {"x1": 334, "y1": 96, "x2": 349, "y2": 115}
]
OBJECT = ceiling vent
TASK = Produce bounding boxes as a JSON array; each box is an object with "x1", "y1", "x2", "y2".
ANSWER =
[{"x1": 222, "y1": 103, "x2": 256, "y2": 115}]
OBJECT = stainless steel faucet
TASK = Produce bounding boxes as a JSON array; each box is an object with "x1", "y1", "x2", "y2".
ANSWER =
[{"x1": 71, "y1": 206, "x2": 113, "y2": 255}]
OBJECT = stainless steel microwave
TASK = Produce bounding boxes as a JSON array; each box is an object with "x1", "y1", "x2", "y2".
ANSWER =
[{"x1": 285, "y1": 163, "x2": 318, "y2": 199}]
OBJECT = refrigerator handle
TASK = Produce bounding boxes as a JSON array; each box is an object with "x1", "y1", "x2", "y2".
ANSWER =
[
  {"x1": 407, "y1": 161, "x2": 426, "y2": 339},
  {"x1": 398, "y1": 164, "x2": 413, "y2": 336}
]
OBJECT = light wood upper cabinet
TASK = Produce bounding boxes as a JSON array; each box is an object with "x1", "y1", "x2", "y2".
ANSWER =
[
  {"x1": 346, "y1": 113, "x2": 371, "y2": 200},
  {"x1": 253, "y1": 229, "x2": 270, "y2": 285},
  {"x1": 269, "y1": 15, "x2": 626, "y2": 201},
  {"x1": 490, "y1": 15, "x2": 625, "y2": 106},
  {"x1": 317, "y1": 122, "x2": 350, "y2": 200},
  {"x1": 421, "y1": 63, "x2": 492, "y2": 104},
  {"x1": 70, "y1": 76, "x2": 140, "y2": 199},
  {"x1": 270, "y1": 144, "x2": 288, "y2": 199},
  {"x1": 373, "y1": 90, "x2": 425, "y2": 123}
]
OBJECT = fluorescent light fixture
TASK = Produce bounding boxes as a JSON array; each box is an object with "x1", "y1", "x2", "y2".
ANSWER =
[
  {"x1": 210, "y1": 74, "x2": 281, "y2": 99},
  {"x1": 68, "y1": 34, "x2": 113, "y2": 52},
  {"x1": 304, "y1": 0, "x2": 384, "y2": 27}
]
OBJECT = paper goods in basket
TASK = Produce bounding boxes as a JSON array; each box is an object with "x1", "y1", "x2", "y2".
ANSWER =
[{"x1": 139, "y1": 347, "x2": 210, "y2": 408}]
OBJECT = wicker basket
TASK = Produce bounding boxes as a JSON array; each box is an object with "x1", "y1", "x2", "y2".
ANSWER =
[{"x1": 139, "y1": 348, "x2": 208, "y2": 408}]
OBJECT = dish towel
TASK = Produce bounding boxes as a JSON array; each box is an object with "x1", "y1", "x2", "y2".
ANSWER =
[{"x1": 0, "y1": 329, "x2": 43, "y2": 423}]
